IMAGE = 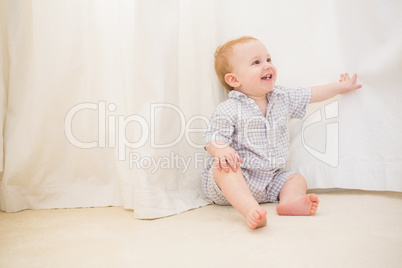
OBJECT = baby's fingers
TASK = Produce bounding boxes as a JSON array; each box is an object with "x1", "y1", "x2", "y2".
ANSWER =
[
  {"x1": 219, "y1": 154, "x2": 239, "y2": 173},
  {"x1": 340, "y1": 73, "x2": 357, "y2": 82},
  {"x1": 350, "y1": 73, "x2": 357, "y2": 83},
  {"x1": 346, "y1": 73, "x2": 362, "y2": 88},
  {"x1": 235, "y1": 152, "x2": 243, "y2": 164},
  {"x1": 340, "y1": 73, "x2": 351, "y2": 82},
  {"x1": 213, "y1": 157, "x2": 222, "y2": 171},
  {"x1": 228, "y1": 154, "x2": 241, "y2": 172},
  {"x1": 220, "y1": 157, "x2": 230, "y2": 172}
]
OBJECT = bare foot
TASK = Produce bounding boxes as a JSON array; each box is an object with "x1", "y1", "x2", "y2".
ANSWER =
[
  {"x1": 276, "y1": 194, "x2": 319, "y2": 216},
  {"x1": 245, "y1": 206, "x2": 267, "y2": 229}
]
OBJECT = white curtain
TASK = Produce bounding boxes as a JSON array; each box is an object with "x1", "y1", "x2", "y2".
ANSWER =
[{"x1": 1, "y1": 0, "x2": 401, "y2": 219}]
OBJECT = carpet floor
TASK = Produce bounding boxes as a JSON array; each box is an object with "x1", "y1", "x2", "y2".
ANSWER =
[{"x1": 1, "y1": 190, "x2": 401, "y2": 268}]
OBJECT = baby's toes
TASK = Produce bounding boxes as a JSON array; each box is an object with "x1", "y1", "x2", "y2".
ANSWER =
[
  {"x1": 309, "y1": 194, "x2": 319, "y2": 203},
  {"x1": 247, "y1": 218, "x2": 258, "y2": 229},
  {"x1": 255, "y1": 207, "x2": 267, "y2": 219},
  {"x1": 311, "y1": 206, "x2": 317, "y2": 212},
  {"x1": 310, "y1": 209, "x2": 316, "y2": 215}
]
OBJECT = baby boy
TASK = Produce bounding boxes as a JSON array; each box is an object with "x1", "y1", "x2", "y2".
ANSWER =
[{"x1": 202, "y1": 36, "x2": 361, "y2": 229}]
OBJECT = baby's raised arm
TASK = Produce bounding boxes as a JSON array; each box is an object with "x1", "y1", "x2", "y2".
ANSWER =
[{"x1": 310, "y1": 73, "x2": 362, "y2": 103}]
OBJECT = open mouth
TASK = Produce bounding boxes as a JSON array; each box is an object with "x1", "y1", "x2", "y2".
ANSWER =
[{"x1": 261, "y1": 74, "x2": 272, "y2": 80}]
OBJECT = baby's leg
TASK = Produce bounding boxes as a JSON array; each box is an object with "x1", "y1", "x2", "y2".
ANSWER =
[
  {"x1": 213, "y1": 167, "x2": 267, "y2": 229},
  {"x1": 276, "y1": 173, "x2": 319, "y2": 216}
]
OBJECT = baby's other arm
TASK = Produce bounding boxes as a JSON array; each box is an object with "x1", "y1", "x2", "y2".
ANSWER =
[
  {"x1": 310, "y1": 73, "x2": 362, "y2": 103},
  {"x1": 205, "y1": 140, "x2": 243, "y2": 173}
]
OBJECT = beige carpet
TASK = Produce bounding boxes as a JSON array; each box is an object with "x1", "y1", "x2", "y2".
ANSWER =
[{"x1": 1, "y1": 190, "x2": 401, "y2": 268}]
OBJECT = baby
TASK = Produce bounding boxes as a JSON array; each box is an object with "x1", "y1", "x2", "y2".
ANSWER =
[{"x1": 202, "y1": 36, "x2": 362, "y2": 229}]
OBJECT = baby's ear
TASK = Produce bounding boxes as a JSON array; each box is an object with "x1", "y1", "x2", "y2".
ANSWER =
[{"x1": 224, "y1": 73, "x2": 241, "y2": 88}]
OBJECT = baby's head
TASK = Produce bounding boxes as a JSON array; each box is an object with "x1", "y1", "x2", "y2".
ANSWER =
[
  {"x1": 214, "y1": 36, "x2": 276, "y2": 94},
  {"x1": 215, "y1": 36, "x2": 257, "y2": 93}
]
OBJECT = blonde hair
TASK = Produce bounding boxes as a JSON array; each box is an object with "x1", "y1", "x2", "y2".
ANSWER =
[{"x1": 214, "y1": 36, "x2": 258, "y2": 93}]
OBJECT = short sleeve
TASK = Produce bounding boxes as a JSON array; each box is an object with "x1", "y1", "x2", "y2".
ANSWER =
[
  {"x1": 283, "y1": 86, "x2": 312, "y2": 119},
  {"x1": 203, "y1": 100, "x2": 238, "y2": 146}
]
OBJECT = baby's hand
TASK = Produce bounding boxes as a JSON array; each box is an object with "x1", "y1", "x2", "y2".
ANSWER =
[
  {"x1": 338, "y1": 73, "x2": 362, "y2": 94},
  {"x1": 214, "y1": 146, "x2": 243, "y2": 173}
]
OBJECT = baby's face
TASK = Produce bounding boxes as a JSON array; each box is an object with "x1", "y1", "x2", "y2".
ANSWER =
[{"x1": 230, "y1": 40, "x2": 277, "y2": 97}]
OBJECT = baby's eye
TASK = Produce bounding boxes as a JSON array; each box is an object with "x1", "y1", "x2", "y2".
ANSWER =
[
  {"x1": 252, "y1": 60, "x2": 260, "y2": 65},
  {"x1": 267, "y1": 58, "x2": 271, "y2": 63}
]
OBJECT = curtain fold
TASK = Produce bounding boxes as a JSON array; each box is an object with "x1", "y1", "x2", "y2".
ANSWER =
[
  {"x1": 0, "y1": 0, "x2": 8, "y2": 173},
  {"x1": 1, "y1": 0, "x2": 401, "y2": 218}
]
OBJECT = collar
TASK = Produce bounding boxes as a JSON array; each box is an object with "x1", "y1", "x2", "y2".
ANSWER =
[{"x1": 228, "y1": 85, "x2": 285, "y2": 101}]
